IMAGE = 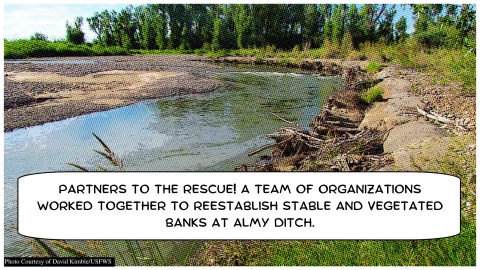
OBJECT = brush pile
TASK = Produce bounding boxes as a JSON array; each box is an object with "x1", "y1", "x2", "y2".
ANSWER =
[{"x1": 242, "y1": 67, "x2": 393, "y2": 172}]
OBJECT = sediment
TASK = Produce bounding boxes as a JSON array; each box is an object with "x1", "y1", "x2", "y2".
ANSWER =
[
  {"x1": 203, "y1": 56, "x2": 369, "y2": 76},
  {"x1": 4, "y1": 55, "x2": 368, "y2": 132},
  {"x1": 4, "y1": 55, "x2": 230, "y2": 132}
]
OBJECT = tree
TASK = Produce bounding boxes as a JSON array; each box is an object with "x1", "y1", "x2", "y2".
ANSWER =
[
  {"x1": 331, "y1": 4, "x2": 345, "y2": 45},
  {"x1": 86, "y1": 12, "x2": 103, "y2": 42},
  {"x1": 232, "y1": 4, "x2": 253, "y2": 49},
  {"x1": 340, "y1": 31, "x2": 355, "y2": 56},
  {"x1": 394, "y1": 16, "x2": 408, "y2": 42},
  {"x1": 457, "y1": 4, "x2": 476, "y2": 40},
  {"x1": 135, "y1": 5, "x2": 156, "y2": 50},
  {"x1": 30, "y1": 32, "x2": 48, "y2": 41},
  {"x1": 303, "y1": 4, "x2": 320, "y2": 49},
  {"x1": 179, "y1": 5, "x2": 195, "y2": 50},
  {"x1": 167, "y1": 4, "x2": 186, "y2": 49},
  {"x1": 376, "y1": 5, "x2": 396, "y2": 44},
  {"x1": 211, "y1": 17, "x2": 223, "y2": 51},
  {"x1": 66, "y1": 17, "x2": 85, "y2": 44},
  {"x1": 346, "y1": 4, "x2": 363, "y2": 48},
  {"x1": 211, "y1": 14, "x2": 235, "y2": 51},
  {"x1": 359, "y1": 4, "x2": 389, "y2": 43},
  {"x1": 87, "y1": 11, "x2": 115, "y2": 46},
  {"x1": 149, "y1": 4, "x2": 168, "y2": 50}
]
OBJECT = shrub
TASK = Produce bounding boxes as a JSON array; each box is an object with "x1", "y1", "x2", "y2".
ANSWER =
[
  {"x1": 4, "y1": 39, "x2": 129, "y2": 59},
  {"x1": 346, "y1": 50, "x2": 366, "y2": 61},
  {"x1": 278, "y1": 57, "x2": 292, "y2": 66},
  {"x1": 365, "y1": 61, "x2": 382, "y2": 73},
  {"x1": 264, "y1": 44, "x2": 276, "y2": 57},
  {"x1": 361, "y1": 87, "x2": 384, "y2": 103},
  {"x1": 322, "y1": 38, "x2": 341, "y2": 58}
]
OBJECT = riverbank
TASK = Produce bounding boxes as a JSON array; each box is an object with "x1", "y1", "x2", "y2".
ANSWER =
[
  {"x1": 4, "y1": 55, "x2": 369, "y2": 132},
  {"x1": 4, "y1": 55, "x2": 228, "y2": 132},
  {"x1": 238, "y1": 62, "x2": 476, "y2": 173},
  {"x1": 192, "y1": 61, "x2": 476, "y2": 266}
]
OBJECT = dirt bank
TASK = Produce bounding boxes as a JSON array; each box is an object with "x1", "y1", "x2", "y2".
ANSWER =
[
  {"x1": 204, "y1": 56, "x2": 369, "y2": 76},
  {"x1": 4, "y1": 55, "x2": 229, "y2": 132},
  {"x1": 243, "y1": 63, "x2": 475, "y2": 173}
]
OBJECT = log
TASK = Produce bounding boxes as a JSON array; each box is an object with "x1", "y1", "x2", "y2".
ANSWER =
[
  {"x1": 284, "y1": 128, "x2": 324, "y2": 142},
  {"x1": 248, "y1": 143, "x2": 278, "y2": 156},
  {"x1": 416, "y1": 105, "x2": 454, "y2": 124},
  {"x1": 267, "y1": 131, "x2": 291, "y2": 141},
  {"x1": 263, "y1": 110, "x2": 298, "y2": 127},
  {"x1": 315, "y1": 125, "x2": 361, "y2": 133},
  {"x1": 322, "y1": 109, "x2": 361, "y2": 123},
  {"x1": 324, "y1": 120, "x2": 359, "y2": 128}
]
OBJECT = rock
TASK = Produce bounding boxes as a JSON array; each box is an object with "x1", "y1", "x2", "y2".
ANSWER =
[
  {"x1": 391, "y1": 137, "x2": 451, "y2": 171},
  {"x1": 384, "y1": 120, "x2": 447, "y2": 153},
  {"x1": 466, "y1": 144, "x2": 476, "y2": 151}
]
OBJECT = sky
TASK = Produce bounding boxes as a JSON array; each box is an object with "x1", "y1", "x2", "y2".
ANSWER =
[
  {"x1": 4, "y1": 4, "x2": 137, "y2": 41},
  {"x1": 3, "y1": 3, "x2": 415, "y2": 42}
]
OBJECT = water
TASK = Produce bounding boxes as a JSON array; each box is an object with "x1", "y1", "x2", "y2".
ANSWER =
[{"x1": 4, "y1": 66, "x2": 342, "y2": 258}]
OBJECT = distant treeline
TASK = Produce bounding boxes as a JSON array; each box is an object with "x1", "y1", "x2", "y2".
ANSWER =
[{"x1": 55, "y1": 4, "x2": 475, "y2": 51}]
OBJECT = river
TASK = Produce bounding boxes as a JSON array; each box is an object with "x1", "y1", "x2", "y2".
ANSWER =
[{"x1": 4, "y1": 64, "x2": 342, "y2": 261}]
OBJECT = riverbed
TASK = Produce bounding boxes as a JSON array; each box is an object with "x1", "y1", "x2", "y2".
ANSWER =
[{"x1": 4, "y1": 58, "x2": 342, "y2": 258}]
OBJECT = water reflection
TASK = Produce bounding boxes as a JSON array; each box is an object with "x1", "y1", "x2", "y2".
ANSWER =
[{"x1": 4, "y1": 68, "x2": 341, "y2": 256}]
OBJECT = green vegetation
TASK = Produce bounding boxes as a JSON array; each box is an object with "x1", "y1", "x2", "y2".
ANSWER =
[
  {"x1": 4, "y1": 40, "x2": 128, "y2": 59},
  {"x1": 361, "y1": 86, "x2": 384, "y2": 103},
  {"x1": 5, "y1": 4, "x2": 475, "y2": 94},
  {"x1": 196, "y1": 220, "x2": 474, "y2": 266},
  {"x1": 29, "y1": 239, "x2": 198, "y2": 266},
  {"x1": 378, "y1": 40, "x2": 476, "y2": 94},
  {"x1": 365, "y1": 61, "x2": 382, "y2": 73},
  {"x1": 30, "y1": 32, "x2": 48, "y2": 41},
  {"x1": 66, "y1": 17, "x2": 86, "y2": 45}
]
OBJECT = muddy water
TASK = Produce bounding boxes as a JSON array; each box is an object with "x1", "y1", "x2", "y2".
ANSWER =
[{"x1": 4, "y1": 66, "x2": 341, "y2": 259}]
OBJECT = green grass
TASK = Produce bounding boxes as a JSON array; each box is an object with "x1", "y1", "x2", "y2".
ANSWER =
[
  {"x1": 365, "y1": 61, "x2": 382, "y2": 73},
  {"x1": 374, "y1": 40, "x2": 476, "y2": 95},
  {"x1": 195, "y1": 216, "x2": 474, "y2": 266},
  {"x1": 278, "y1": 57, "x2": 292, "y2": 66},
  {"x1": 268, "y1": 219, "x2": 474, "y2": 266},
  {"x1": 361, "y1": 86, "x2": 384, "y2": 103},
  {"x1": 4, "y1": 39, "x2": 129, "y2": 59},
  {"x1": 131, "y1": 48, "x2": 194, "y2": 55}
]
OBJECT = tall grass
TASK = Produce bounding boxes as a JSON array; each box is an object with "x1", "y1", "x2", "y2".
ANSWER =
[
  {"x1": 365, "y1": 40, "x2": 476, "y2": 95},
  {"x1": 194, "y1": 216, "x2": 475, "y2": 266}
]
